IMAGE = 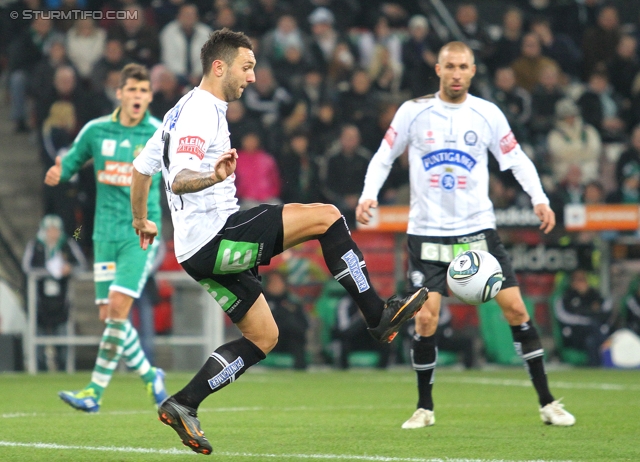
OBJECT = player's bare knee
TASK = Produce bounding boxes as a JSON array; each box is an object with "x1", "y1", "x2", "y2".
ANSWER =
[
  {"x1": 501, "y1": 301, "x2": 528, "y2": 325},
  {"x1": 415, "y1": 308, "x2": 438, "y2": 336}
]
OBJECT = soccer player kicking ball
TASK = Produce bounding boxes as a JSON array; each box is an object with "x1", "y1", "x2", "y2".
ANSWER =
[
  {"x1": 45, "y1": 64, "x2": 168, "y2": 412},
  {"x1": 356, "y1": 41, "x2": 576, "y2": 428},
  {"x1": 130, "y1": 28, "x2": 427, "y2": 455}
]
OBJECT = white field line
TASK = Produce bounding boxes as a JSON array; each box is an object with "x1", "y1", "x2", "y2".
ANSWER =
[{"x1": 0, "y1": 441, "x2": 573, "y2": 462}]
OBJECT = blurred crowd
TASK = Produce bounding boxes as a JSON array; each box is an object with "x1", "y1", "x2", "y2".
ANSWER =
[{"x1": 2, "y1": 0, "x2": 640, "y2": 236}]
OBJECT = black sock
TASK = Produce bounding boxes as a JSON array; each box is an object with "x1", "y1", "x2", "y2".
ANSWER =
[
  {"x1": 411, "y1": 334, "x2": 437, "y2": 411},
  {"x1": 173, "y1": 337, "x2": 266, "y2": 409},
  {"x1": 318, "y1": 217, "x2": 384, "y2": 327},
  {"x1": 511, "y1": 321, "x2": 555, "y2": 406}
]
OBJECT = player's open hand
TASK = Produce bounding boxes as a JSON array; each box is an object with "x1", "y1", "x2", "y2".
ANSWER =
[
  {"x1": 133, "y1": 218, "x2": 158, "y2": 250},
  {"x1": 44, "y1": 156, "x2": 62, "y2": 186},
  {"x1": 534, "y1": 203, "x2": 555, "y2": 234},
  {"x1": 212, "y1": 148, "x2": 237, "y2": 183},
  {"x1": 356, "y1": 199, "x2": 378, "y2": 225}
]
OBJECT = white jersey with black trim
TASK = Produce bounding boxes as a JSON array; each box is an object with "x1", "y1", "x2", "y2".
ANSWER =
[
  {"x1": 360, "y1": 92, "x2": 549, "y2": 237},
  {"x1": 134, "y1": 87, "x2": 239, "y2": 262}
]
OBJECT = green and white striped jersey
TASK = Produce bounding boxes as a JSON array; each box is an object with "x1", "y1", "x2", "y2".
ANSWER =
[{"x1": 61, "y1": 108, "x2": 162, "y2": 242}]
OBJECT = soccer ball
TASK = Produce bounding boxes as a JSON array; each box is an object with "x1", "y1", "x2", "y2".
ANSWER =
[{"x1": 447, "y1": 250, "x2": 504, "y2": 305}]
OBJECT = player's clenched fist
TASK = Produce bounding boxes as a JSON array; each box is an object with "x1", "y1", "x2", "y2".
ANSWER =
[
  {"x1": 356, "y1": 199, "x2": 378, "y2": 225},
  {"x1": 44, "y1": 156, "x2": 62, "y2": 186}
]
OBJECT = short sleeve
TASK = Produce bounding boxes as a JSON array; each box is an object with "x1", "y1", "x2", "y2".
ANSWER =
[{"x1": 133, "y1": 125, "x2": 164, "y2": 176}]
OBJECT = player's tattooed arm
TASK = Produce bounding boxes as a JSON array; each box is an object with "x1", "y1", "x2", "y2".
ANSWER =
[{"x1": 172, "y1": 149, "x2": 238, "y2": 195}]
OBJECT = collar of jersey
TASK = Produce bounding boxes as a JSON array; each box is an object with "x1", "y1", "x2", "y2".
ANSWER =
[
  {"x1": 436, "y1": 91, "x2": 468, "y2": 110},
  {"x1": 110, "y1": 107, "x2": 151, "y2": 126},
  {"x1": 194, "y1": 86, "x2": 228, "y2": 107}
]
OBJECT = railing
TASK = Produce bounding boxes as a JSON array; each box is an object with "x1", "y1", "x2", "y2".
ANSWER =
[{"x1": 25, "y1": 270, "x2": 224, "y2": 374}]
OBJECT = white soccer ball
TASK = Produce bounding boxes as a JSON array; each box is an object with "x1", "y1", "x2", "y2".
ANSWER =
[{"x1": 447, "y1": 250, "x2": 504, "y2": 305}]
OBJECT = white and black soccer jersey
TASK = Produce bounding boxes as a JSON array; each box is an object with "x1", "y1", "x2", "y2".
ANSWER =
[
  {"x1": 134, "y1": 87, "x2": 240, "y2": 262},
  {"x1": 360, "y1": 92, "x2": 549, "y2": 237}
]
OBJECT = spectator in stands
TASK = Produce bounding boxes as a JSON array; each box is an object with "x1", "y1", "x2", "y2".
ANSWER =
[
  {"x1": 336, "y1": 69, "x2": 377, "y2": 135},
  {"x1": 245, "y1": 0, "x2": 288, "y2": 37},
  {"x1": 243, "y1": 65, "x2": 293, "y2": 127},
  {"x1": 491, "y1": 66, "x2": 532, "y2": 143},
  {"x1": 261, "y1": 14, "x2": 308, "y2": 64},
  {"x1": 332, "y1": 295, "x2": 391, "y2": 369},
  {"x1": 548, "y1": 164, "x2": 584, "y2": 227},
  {"x1": 108, "y1": 4, "x2": 160, "y2": 68},
  {"x1": 307, "y1": 7, "x2": 351, "y2": 74},
  {"x1": 266, "y1": 100, "x2": 310, "y2": 156},
  {"x1": 149, "y1": 65, "x2": 182, "y2": 119},
  {"x1": 8, "y1": 17, "x2": 62, "y2": 132},
  {"x1": 278, "y1": 131, "x2": 321, "y2": 204},
  {"x1": 368, "y1": 43, "x2": 402, "y2": 95},
  {"x1": 547, "y1": 98, "x2": 601, "y2": 185},
  {"x1": 319, "y1": 124, "x2": 371, "y2": 227},
  {"x1": 357, "y1": 15, "x2": 402, "y2": 72},
  {"x1": 297, "y1": 68, "x2": 330, "y2": 119},
  {"x1": 491, "y1": 7, "x2": 525, "y2": 72},
  {"x1": 226, "y1": 100, "x2": 264, "y2": 149},
  {"x1": 360, "y1": 101, "x2": 399, "y2": 153},
  {"x1": 529, "y1": 64, "x2": 565, "y2": 141},
  {"x1": 66, "y1": 18, "x2": 107, "y2": 84},
  {"x1": 577, "y1": 70, "x2": 626, "y2": 142},
  {"x1": 22, "y1": 214, "x2": 86, "y2": 372},
  {"x1": 272, "y1": 44, "x2": 313, "y2": 94},
  {"x1": 454, "y1": 3, "x2": 495, "y2": 63},
  {"x1": 554, "y1": 269, "x2": 614, "y2": 367},
  {"x1": 160, "y1": 3, "x2": 212, "y2": 87},
  {"x1": 530, "y1": 16, "x2": 582, "y2": 79},
  {"x1": 91, "y1": 39, "x2": 133, "y2": 92},
  {"x1": 210, "y1": 6, "x2": 238, "y2": 31},
  {"x1": 309, "y1": 101, "x2": 341, "y2": 157},
  {"x1": 553, "y1": 0, "x2": 602, "y2": 48},
  {"x1": 511, "y1": 32, "x2": 560, "y2": 93},
  {"x1": 152, "y1": 0, "x2": 186, "y2": 30},
  {"x1": 325, "y1": 41, "x2": 357, "y2": 91},
  {"x1": 615, "y1": 125, "x2": 640, "y2": 187},
  {"x1": 264, "y1": 270, "x2": 309, "y2": 370},
  {"x1": 607, "y1": 164, "x2": 640, "y2": 204},
  {"x1": 607, "y1": 35, "x2": 639, "y2": 103},
  {"x1": 29, "y1": 38, "x2": 73, "y2": 103},
  {"x1": 234, "y1": 132, "x2": 282, "y2": 208},
  {"x1": 400, "y1": 14, "x2": 439, "y2": 98},
  {"x1": 581, "y1": 4, "x2": 621, "y2": 80}
]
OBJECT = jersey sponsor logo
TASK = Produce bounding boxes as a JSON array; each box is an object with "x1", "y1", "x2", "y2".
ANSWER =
[
  {"x1": 97, "y1": 161, "x2": 133, "y2": 186},
  {"x1": 207, "y1": 356, "x2": 244, "y2": 390},
  {"x1": 464, "y1": 130, "x2": 478, "y2": 146},
  {"x1": 383, "y1": 126, "x2": 397, "y2": 147},
  {"x1": 424, "y1": 130, "x2": 435, "y2": 144},
  {"x1": 420, "y1": 240, "x2": 488, "y2": 263},
  {"x1": 199, "y1": 278, "x2": 238, "y2": 311},
  {"x1": 499, "y1": 130, "x2": 518, "y2": 154},
  {"x1": 214, "y1": 240, "x2": 259, "y2": 274},
  {"x1": 176, "y1": 136, "x2": 206, "y2": 160},
  {"x1": 422, "y1": 149, "x2": 477, "y2": 171},
  {"x1": 341, "y1": 249, "x2": 370, "y2": 293},
  {"x1": 94, "y1": 262, "x2": 116, "y2": 282},
  {"x1": 101, "y1": 139, "x2": 116, "y2": 157}
]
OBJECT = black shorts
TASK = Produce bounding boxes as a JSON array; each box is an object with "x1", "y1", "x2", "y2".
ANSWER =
[
  {"x1": 180, "y1": 204, "x2": 285, "y2": 323},
  {"x1": 406, "y1": 229, "x2": 518, "y2": 296}
]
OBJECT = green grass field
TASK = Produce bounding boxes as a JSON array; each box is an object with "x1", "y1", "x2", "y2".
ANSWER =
[{"x1": 1, "y1": 367, "x2": 639, "y2": 462}]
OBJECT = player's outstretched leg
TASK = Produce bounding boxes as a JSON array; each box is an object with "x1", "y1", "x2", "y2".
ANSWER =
[
  {"x1": 284, "y1": 205, "x2": 426, "y2": 342},
  {"x1": 121, "y1": 320, "x2": 168, "y2": 406},
  {"x1": 58, "y1": 318, "x2": 128, "y2": 412}
]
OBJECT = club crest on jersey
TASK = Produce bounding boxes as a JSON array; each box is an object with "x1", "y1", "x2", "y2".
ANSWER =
[
  {"x1": 424, "y1": 130, "x2": 435, "y2": 144},
  {"x1": 422, "y1": 149, "x2": 476, "y2": 171},
  {"x1": 430, "y1": 168, "x2": 467, "y2": 192},
  {"x1": 464, "y1": 130, "x2": 477, "y2": 146},
  {"x1": 176, "y1": 136, "x2": 206, "y2": 160}
]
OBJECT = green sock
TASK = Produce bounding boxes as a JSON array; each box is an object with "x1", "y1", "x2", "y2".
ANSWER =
[
  {"x1": 88, "y1": 318, "x2": 128, "y2": 399},
  {"x1": 122, "y1": 320, "x2": 155, "y2": 384}
]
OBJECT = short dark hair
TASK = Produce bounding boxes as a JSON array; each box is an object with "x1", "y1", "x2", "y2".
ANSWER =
[
  {"x1": 119, "y1": 63, "x2": 149, "y2": 88},
  {"x1": 200, "y1": 28, "x2": 253, "y2": 76}
]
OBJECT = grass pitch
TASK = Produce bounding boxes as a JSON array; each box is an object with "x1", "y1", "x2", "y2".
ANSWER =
[{"x1": 1, "y1": 367, "x2": 638, "y2": 462}]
